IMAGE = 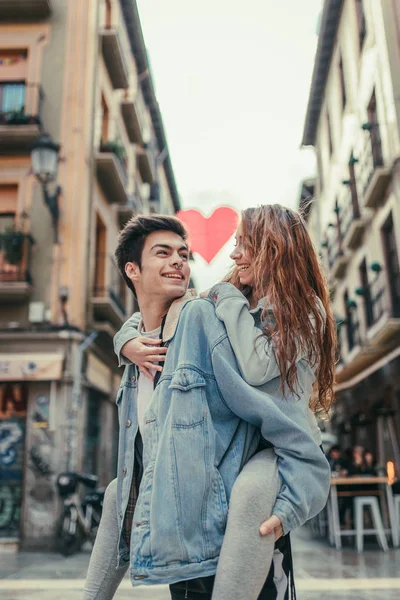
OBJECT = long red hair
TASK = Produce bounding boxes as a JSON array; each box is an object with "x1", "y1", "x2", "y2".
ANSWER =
[{"x1": 226, "y1": 204, "x2": 337, "y2": 415}]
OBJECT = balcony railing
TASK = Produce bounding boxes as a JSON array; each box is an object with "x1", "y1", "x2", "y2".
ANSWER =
[
  {"x1": 100, "y1": 25, "x2": 129, "y2": 89},
  {"x1": 369, "y1": 279, "x2": 387, "y2": 326},
  {"x1": 121, "y1": 90, "x2": 148, "y2": 146},
  {"x1": 0, "y1": 82, "x2": 43, "y2": 150},
  {"x1": 357, "y1": 131, "x2": 391, "y2": 209},
  {"x1": 0, "y1": 0, "x2": 51, "y2": 19},
  {"x1": 96, "y1": 139, "x2": 128, "y2": 205},
  {"x1": 137, "y1": 145, "x2": 155, "y2": 185},
  {"x1": 340, "y1": 188, "x2": 369, "y2": 250},
  {"x1": 326, "y1": 227, "x2": 349, "y2": 280},
  {"x1": 0, "y1": 232, "x2": 34, "y2": 302},
  {"x1": 92, "y1": 254, "x2": 127, "y2": 329}
]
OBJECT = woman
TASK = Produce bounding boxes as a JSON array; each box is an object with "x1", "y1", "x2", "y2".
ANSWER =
[{"x1": 84, "y1": 204, "x2": 336, "y2": 600}]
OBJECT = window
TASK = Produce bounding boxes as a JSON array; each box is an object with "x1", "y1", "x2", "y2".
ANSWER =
[
  {"x1": 105, "y1": 0, "x2": 112, "y2": 29},
  {"x1": 0, "y1": 82, "x2": 26, "y2": 114},
  {"x1": 359, "y1": 258, "x2": 373, "y2": 327},
  {"x1": 0, "y1": 49, "x2": 28, "y2": 84},
  {"x1": 348, "y1": 153, "x2": 360, "y2": 218},
  {"x1": 338, "y1": 55, "x2": 346, "y2": 110},
  {"x1": 367, "y1": 89, "x2": 383, "y2": 168},
  {"x1": 94, "y1": 213, "x2": 107, "y2": 296},
  {"x1": 344, "y1": 290, "x2": 355, "y2": 351},
  {"x1": 0, "y1": 49, "x2": 28, "y2": 64},
  {"x1": 327, "y1": 111, "x2": 333, "y2": 156},
  {"x1": 101, "y1": 94, "x2": 109, "y2": 142},
  {"x1": 355, "y1": 0, "x2": 366, "y2": 49},
  {"x1": 381, "y1": 213, "x2": 400, "y2": 317},
  {"x1": 316, "y1": 149, "x2": 324, "y2": 192}
]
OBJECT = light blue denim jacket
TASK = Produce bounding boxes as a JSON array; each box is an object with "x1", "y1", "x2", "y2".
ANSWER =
[{"x1": 114, "y1": 287, "x2": 330, "y2": 586}]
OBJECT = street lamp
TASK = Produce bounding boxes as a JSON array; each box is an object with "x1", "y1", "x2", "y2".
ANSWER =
[{"x1": 31, "y1": 133, "x2": 62, "y2": 243}]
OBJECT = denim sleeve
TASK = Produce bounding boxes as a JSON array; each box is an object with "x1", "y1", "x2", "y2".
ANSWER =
[
  {"x1": 209, "y1": 282, "x2": 323, "y2": 446},
  {"x1": 211, "y1": 336, "x2": 331, "y2": 535},
  {"x1": 113, "y1": 312, "x2": 141, "y2": 367}
]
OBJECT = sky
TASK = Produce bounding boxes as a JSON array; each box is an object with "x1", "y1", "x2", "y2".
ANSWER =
[{"x1": 137, "y1": 0, "x2": 321, "y2": 289}]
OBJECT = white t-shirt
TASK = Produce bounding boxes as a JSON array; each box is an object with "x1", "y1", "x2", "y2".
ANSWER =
[{"x1": 137, "y1": 325, "x2": 161, "y2": 433}]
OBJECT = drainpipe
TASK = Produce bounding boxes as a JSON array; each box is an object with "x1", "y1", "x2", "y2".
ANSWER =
[{"x1": 66, "y1": 331, "x2": 98, "y2": 472}]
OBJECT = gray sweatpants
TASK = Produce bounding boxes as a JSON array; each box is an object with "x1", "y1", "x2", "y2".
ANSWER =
[{"x1": 83, "y1": 449, "x2": 279, "y2": 600}]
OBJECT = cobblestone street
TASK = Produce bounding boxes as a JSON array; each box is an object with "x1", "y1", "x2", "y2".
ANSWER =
[{"x1": 1, "y1": 527, "x2": 400, "y2": 599}]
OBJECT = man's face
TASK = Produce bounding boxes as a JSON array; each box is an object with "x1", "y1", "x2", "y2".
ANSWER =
[{"x1": 126, "y1": 230, "x2": 190, "y2": 302}]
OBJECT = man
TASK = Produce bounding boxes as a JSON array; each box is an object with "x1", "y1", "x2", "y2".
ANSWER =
[{"x1": 84, "y1": 214, "x2": 329, "y2": 599}]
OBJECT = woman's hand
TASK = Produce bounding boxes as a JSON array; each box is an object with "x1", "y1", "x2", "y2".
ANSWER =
[
  {"x1": 121, "y1": 337, "x2": 167, "y2": 380},
  {"x1": 259, "y1": 515, "x2": 283, "y2": 540}
]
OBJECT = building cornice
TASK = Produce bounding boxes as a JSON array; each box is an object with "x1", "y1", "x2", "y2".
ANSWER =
[
  {"x1": 119, "y1": 0, "x2": 181, "y2": 212},
  {"x1": 301, "y1": 0, "x2": 343, "y2": 147}
]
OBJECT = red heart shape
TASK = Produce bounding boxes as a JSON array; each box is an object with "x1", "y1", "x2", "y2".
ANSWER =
[{"x1": 177, "y1": 207, "x2": 239, "y2": 264}]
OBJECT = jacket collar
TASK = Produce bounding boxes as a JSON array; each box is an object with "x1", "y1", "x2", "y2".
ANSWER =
[
  {"x1": 162, "y1": 289, "x2": 198, "y2": 342},
  {"x1": 137, "y1": 289, "x2": 198, "y2": 344}
]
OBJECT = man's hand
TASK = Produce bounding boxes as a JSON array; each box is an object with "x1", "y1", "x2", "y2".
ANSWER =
[
  {"x1": 259, "y1": 515, "x2": 283, "y2": 541},
  {"x1": 121, "y1": 337, "x2": 167, "y2": 380}
]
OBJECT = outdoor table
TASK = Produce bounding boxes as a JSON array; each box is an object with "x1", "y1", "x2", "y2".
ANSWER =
[{"x1": 327, "y1": 476, "x2": 398, "y2": 550}]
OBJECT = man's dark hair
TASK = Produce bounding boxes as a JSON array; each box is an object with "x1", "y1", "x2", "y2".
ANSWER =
[{"x1": 115, "y1": 214, "x2": 188, "y2": 295}]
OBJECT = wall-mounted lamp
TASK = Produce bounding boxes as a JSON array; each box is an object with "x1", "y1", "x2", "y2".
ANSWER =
[
  {"x1": 370, "y1": 261, "x2": 382, "y2": 273},
  {"x1": 31, "y1": 133, "x2": 62, "y2": 243},
  {"x1": 354, "y1": 262, "x2": 383, "y2": 297},
  {"x1": 361, "y1": 122, "x2": 378, "y2": 131},
  {"x1": 346, "y1": 299, "x2": 357, "y2": 310}
]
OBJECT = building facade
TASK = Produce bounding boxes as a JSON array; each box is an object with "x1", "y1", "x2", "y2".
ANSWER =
[
  {"x1": 0, "y1": 0, "x2": 181, "y2": 549},
  {"x1": 301, "y1": 0, "x2": 400, "y2": 473}
]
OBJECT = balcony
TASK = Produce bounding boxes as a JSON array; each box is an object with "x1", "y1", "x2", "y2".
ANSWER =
[
  {"x1": 366, "y1": 280, "x2": 400, "y2": 349},
  {"x1": 327, "y1": 233, "x2": 349, "y2": 280},
  {"x1": 117, "y1": 188, "x2": 143, "y2": 226},
  {"x1": 0, "y1": 0, "x2": 51, "y2": 19},
  {"x1": 137, "y1": 146, "x2": 155, "y2": 185},
  {"x1": 340, "y1": 190, "x2": 370, "y2": 250},
  {"x1": 0, "y1": 232, "x2": 33, "y2": 303},
  {"x1": 100, "y1": 27, "x2": 129, "y2": 90},
  {"x1": 121, "y1": 98, "x2": 143, "y2": 145},
  {"x1": 0, "y1": 83, "x2": 42, "y2": 152},
  {"x1": 96, "y1": 140, "x2": 129, "y2": 205},
  {"x1": 358, "y1": 131, "x2": 391, "y2": 209},
  {"x1": 92, "y1": 254, "x2": 127, "y2": 331}
]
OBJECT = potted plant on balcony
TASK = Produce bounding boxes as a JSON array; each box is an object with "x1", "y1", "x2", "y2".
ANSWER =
[
  {"x1": 100, "y1": 140, "x2": 127, "y2": 163},
  {"x1": 0, "y1": 229, "x2": 25, "y2": 265},
  {"x1": 3, "y1": 107, "x2": 40, "y2": 126}
]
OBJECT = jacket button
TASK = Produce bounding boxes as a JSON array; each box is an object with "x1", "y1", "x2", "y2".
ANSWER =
[
  {"x1": 122, "y1": 467, "x2": 127, "y2": 475},
  {"x1": 119, "y1": 512, "x2": 123, "y2": 520},
  {"x1": 126, "y1": 419, "x2": 131, "y2": 427},
  {"x1": 131, "y1": 376, "x2": 136, "y2": 383}
]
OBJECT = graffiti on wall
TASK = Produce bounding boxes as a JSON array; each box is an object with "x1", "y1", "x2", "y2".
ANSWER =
[
  {"x1": 0, "y1": 384, "x2": 27, "y2": 538},
  {"x1": 26, "y1": 394, "x2": 56, "y2": 535}
]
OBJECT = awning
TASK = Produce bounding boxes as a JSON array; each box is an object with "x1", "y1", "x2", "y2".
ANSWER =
[
  {"x1": 335, "y1": 345, "x2": 400, "y2": 393},
  {"x1": 0, "y1": 353, "x2": 64, "y2": 382},
  {"x1": 87, "y1": 351, "x2": 112, "y2": 395}
]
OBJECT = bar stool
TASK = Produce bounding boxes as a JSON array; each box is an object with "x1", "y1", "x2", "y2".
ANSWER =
[
  {"x1": 395, "y1": 495, "x2": 400, "y2": 536},
  {"x1": 354, "y1": 496, "x2": 388, "y2": 552}
]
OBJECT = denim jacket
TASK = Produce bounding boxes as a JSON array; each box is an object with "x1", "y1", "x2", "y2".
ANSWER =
[
  {"x1": 114, "y1": 289, "x2": 330, "y2": 586},
  {"x1": 114, "y1": 284, "x2": 324, "y2": 445}
]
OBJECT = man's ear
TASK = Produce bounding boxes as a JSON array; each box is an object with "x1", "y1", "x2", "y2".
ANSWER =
[{"x1": 125, "y1": 262, "x2": 140, "y2": 282}]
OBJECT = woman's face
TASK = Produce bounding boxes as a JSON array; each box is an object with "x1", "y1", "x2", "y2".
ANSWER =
[{"x1": 230, "y1": 221, "x2": 254, "y2": 287}]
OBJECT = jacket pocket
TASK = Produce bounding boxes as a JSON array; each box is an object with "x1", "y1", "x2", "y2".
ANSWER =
[{"x1": 168, "y1": 368, "x2": 207, "y2": 427}]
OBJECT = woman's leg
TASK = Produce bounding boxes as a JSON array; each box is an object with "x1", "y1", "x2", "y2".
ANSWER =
[
  {"x1": 83, "y1": 478, "x2": 128, "y2": 600},
  {"x1": 211, "y1": 449, "x2": 280, "y2": 600}
]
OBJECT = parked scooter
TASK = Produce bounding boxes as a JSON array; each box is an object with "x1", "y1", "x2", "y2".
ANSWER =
[{"x1": 55, "y1": 472, "x2": 104, "y2": 556}]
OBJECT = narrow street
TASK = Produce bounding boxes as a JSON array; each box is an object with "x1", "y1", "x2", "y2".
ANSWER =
[{"x1": 1, "y1": 527, "x2": 399, "y2": 600}]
